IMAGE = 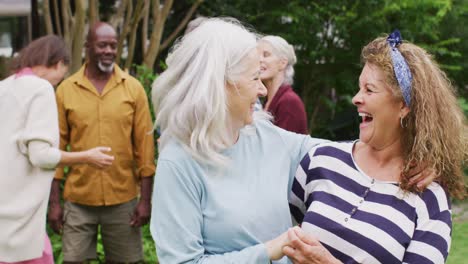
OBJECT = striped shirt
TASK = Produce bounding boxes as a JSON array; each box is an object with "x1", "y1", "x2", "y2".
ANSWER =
[{"x1": 289, "y1": 141, "x2": 452, "y2": 264}]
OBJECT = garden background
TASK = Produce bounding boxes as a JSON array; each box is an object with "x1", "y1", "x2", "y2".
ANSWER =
[{"x1": 0, "y1": 0, "x2": 466, "y2": 263}]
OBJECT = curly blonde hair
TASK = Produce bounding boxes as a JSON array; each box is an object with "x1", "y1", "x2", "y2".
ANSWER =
[{"x1": 362, "y1": 36, "x2": 467, "y2": 199}]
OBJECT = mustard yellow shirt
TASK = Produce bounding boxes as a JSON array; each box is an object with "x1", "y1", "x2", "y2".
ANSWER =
[{"x1": 55, "y1": 64, "x2": 155, "y2": 206}]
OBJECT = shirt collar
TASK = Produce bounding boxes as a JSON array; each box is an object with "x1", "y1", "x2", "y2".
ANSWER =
[{"x1": 71, "y1": 63, "x2": 127, "y2": 93}]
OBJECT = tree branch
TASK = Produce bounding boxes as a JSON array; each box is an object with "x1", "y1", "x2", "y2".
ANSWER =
[
  {"x1": 159, "y1": 0, "x2": 203, "y2": 52},
  {"x1": 43, "y1": 0, "x2": 54, "y2": 34},
  {"x1": 89, "y1": 0, "x2": 99, "y2": 26},
  {"x1": 52, "y1": 0, "x2": 62, "y2": 36},
  {"x1": 116, "y1": 0, "x2": 133, "y2": 65},
  {"x1": 125, "y1": 0, "x2": 146, "y2": 70},
  {"x1": 110, "y1": 0, "x2": 128, "y2": 29},
  {"x1": 61, "y1": 0, "x2": 71, "y2": 48},
  {"x1": 160, "y1": 0, "x2": 173, "y2": 20},
  {"x1": 141, "y1": 0, "x2": 150, "y2": 55},
  {"x1": 143, "y1": 0, "x2": 174, "y2": 68},
  {"x1": 71, "y1": 0, "x2": 86, "y2": 73}
]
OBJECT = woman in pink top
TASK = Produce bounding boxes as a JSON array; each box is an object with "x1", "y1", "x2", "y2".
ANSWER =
[{"x1": 0, "y1": 35, "x2": 114, "y2": 264}]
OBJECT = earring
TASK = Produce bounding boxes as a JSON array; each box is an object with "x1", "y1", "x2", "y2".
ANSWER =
[{"x1": 400, "y1": 116, "x2": 407, "y2": 128}]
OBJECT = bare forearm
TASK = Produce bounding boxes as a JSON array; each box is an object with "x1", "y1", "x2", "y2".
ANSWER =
[
  {"x1": 49, "y1": 179, "x2": 62, "y2": 204},
  {"x1": 140, "y1": 176, "x2": 153, "y2": 201},
  {"x1": 58, "y1": 147, "x2": 113, "y2": 168},
  {"x1": 57, "y1": 150, "x2": 89, "y2": 166}
]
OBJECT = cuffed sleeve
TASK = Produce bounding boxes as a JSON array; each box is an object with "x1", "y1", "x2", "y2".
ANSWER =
[
  {"x1": 132, "y1": 83, "x2": 156, "y2": 178},
  {"x1": 16, "y1": 82, "x2": 60, "y2": 169},
  {"x1": 27, "y1": 141, "x2": 61, "y2": 169},
  {"x1": 54, "y1": 84, "x2": 69, "y2": 180}
]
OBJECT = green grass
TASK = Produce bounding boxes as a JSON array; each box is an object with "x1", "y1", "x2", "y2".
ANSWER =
[{"x1": 447, "y1": 222, "x2": 468, "y2": 264}]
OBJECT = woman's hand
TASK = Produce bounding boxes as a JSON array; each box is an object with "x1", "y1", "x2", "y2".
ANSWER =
[
  {"x1": 408, "y1": 166, "x2": 437, "y2": 190},
  {"x1": 85, "y1": 147, "x2": 114, "y2": 168},
  {"x1": 265, "y1": 228, "x2": 291, "y2": 260},
  {"x1": 283, "y1": 227, "x2": 341, "y2": 264}
]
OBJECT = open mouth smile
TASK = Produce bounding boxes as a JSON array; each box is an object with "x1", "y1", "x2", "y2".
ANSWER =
[{"x1": 359, "y1": 112, "x2": 373, "y2": 124}]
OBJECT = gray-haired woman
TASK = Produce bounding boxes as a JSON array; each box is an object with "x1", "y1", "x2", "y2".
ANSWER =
[{"x1": 258, "y1": 35, "x2": 308, "y2": 134}]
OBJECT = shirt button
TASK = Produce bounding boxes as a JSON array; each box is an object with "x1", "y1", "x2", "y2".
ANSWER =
[
  {"x1": 359, "y1": 200, "x2": 364, "y2": 204},
  {"x1": 344, "y1": 218, "x2": 348, "y2": 222},
  {"x1": 351, "y1": 208, "x2": 357, "y2": 214},
  {"x1": 364, "y1": 189, "x2": 369, "y2": 195}
]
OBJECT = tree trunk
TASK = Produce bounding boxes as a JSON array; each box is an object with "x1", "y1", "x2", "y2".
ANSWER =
[
  {"x1": 43, "y1": 0, "x2": 54, "y2": 34},
  {"x1": 116, "y1": 0, "x2": 133, "y2": 65},
  {"x1": 110, "y1": 0, "x2": 128, "y2": 29},
  {"x1": 52, "y1": 0, "x2": 62, "y2": 36},
  {"x1": 89, "y1": 0, "x2": 99, "y2": 26},
  {"x1": 159, "y1": 0, "x2": 203, "y2": 52},
  {"x1": 31, "y1": 0, "x2": 40, "y2": 39},
  {"x1": 143, "y1": 0, "x2": 174, "y2": 69},
  {"x1": 61, "y1": 0, "x2": 71, "y2": 48},
  {"x1": 70, "y1": 0, "x2": 86, "y2": 73},
  {"x1": 125, "y1": 0, "x2": 146, "y2": 70},
  {"x1": 141, "y1": 0, "x2": 150, "y2": 55}
]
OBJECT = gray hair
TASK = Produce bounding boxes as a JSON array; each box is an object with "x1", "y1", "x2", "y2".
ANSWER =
[
  {"x1": 152, "y1": 18, "x2": 260, "y2": 167},
  {"x1": 184, "y1": 16, "x2": 207, "y2": 35},
  {"x1": 260, "y1": 35, "x2": 297, "y2": 85}
]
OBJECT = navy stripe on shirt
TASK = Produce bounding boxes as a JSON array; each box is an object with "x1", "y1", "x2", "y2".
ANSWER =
[
  {"x1": 303, "y1": 212, "x2": 402, "y2": 264},
  {"x1": 290, "y1": 141, "x2": 452, "y2": 263}
]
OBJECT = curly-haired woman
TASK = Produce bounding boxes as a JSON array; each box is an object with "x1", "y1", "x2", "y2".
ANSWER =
[{"x1": 284, "y1": 31, "x2": 467, "y2": 263}]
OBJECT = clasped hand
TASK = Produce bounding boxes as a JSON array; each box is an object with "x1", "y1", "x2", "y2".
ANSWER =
[{"x1": 266, "y1": 226, "x2": 341, "y2": 264}]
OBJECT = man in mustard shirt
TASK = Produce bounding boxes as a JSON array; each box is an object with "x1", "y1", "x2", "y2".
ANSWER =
[{"x1": 48, "y1": 22, "x2": 155, "y2": 263}]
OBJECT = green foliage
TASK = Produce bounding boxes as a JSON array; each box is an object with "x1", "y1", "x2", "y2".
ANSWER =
[
  {"x1": 142, "y1": 225, "x2": 159, "y2": 263},
  {"x1": 134, "y1": 64, "x2": 161, "y2": 162},
  {"x1": 458, "y1": 98, "x2": 468, "y2": 115},
  {"x1": 437, "y1": 0, "x2": 468, "y2": 93},
  {"x1": 447, "y1": 222, "x2": 468, "y2": 264},
  {"x1": 135, "y1": 64, "x2": 158, "y2": 121},
  {"x1": 197, "y1": 0, "x2": 467, "y2": 140},
  {"x1": 0, "y1": 56, "x2": 9, "y2": 80}
]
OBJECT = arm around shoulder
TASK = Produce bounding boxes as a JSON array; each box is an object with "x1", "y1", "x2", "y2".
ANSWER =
[{"x1": 402, "y1": 185, "x2": 452, "y2": 263}]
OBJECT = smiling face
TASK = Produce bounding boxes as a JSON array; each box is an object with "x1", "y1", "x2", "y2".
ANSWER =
[
  {"x1": 352, "y1": 63, "x2": 409, "y2": 149},
  {"x1": 258, "y1": 41, "x2": 287, "y2": 82},
  {"x1": 227, "y1": 49, "x2": 267, "y2": 126},
  {"x1": 87, "y1": 24, "x2": 117, "y2": 73}
]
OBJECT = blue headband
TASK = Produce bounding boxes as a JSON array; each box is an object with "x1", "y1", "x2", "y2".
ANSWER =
[{"x1": 387, "y1": 30, "x2": 412, "y2": 107}]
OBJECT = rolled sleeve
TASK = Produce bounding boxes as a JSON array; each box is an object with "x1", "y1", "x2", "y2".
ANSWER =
[
  {"x1": 16, "y1": 83, "x2": 60, "y2": 169},
  {"x1": 54, "y1": 84, "x2": 70, "y2": 180},
  {"x1": 27, "y1": 141, "x2": 61, "y2": 169},
  {"x1": 132, "y1": 84, "x2": 156, "y2": 178}
]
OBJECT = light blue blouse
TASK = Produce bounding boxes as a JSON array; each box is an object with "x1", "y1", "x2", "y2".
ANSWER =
[{"x1": 151, "y1": 120, "x2": 325, "y2": 263}]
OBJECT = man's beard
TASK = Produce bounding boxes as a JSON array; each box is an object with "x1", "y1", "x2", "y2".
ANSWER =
[{"x1": 98, "y1": 61, "x2": 114, "y2": 73}]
